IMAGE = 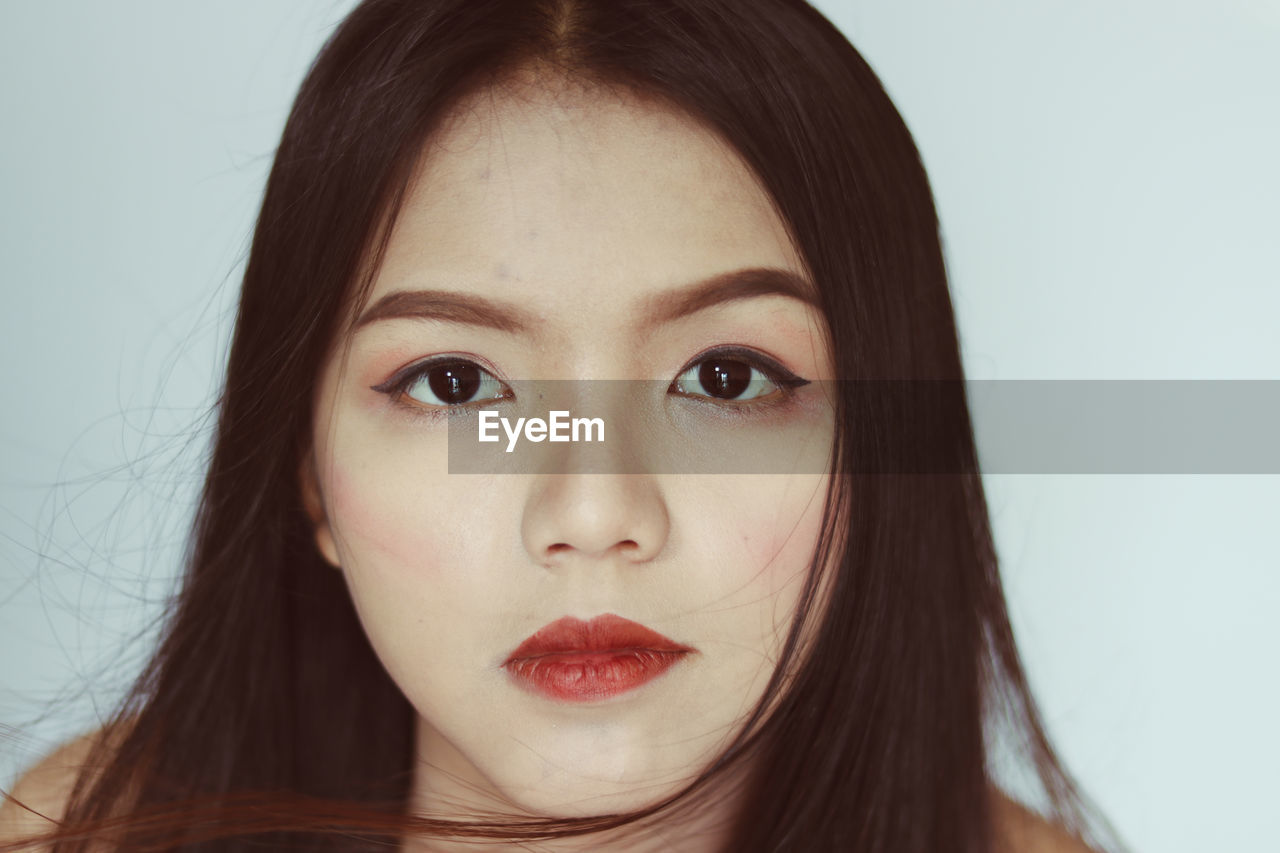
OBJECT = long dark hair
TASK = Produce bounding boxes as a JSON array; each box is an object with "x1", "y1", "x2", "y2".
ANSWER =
[{"x1": 6, "y1": 0, "x2": 1125, "y2": 850}]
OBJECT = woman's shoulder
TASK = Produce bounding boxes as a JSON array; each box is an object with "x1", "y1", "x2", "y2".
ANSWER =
[
  {"x1": 0, "y1": 728, "x2": 115, "y2": 849},
  {"x1": 991, "y1": 789, "x2": 1101, "y2": 853}
]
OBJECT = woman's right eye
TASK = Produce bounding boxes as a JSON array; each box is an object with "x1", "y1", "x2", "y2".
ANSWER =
[{"x1": 373, "y1": 358, "x2": 511, "y2": 409}]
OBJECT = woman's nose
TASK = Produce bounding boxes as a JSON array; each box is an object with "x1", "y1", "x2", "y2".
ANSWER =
[{"x1": 520, "y1": 471, "x2": 669, "y2": 568}]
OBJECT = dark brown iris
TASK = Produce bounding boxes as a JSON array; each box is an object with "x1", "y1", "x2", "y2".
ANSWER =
[
  {"x1": 427, "y1": 363, "x2": 481, "y2": 404},
  {"x1": 698, "y1": 359, "x2": 751, "y2": 399}
]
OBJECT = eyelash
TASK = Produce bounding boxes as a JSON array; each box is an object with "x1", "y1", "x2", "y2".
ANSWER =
[
  {"x1": 668, "y1": 345, "x2": 809, "y2": 414},
  {"x1": 370, "y1": 346, "x2": 810, "y2": 418}
]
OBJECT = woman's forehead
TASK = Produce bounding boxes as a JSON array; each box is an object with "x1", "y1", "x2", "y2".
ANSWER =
[{"x1": 365, "y1": 79, "x2": 813, "y2": 324}]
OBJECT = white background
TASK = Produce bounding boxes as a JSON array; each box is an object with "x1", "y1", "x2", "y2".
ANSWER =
[{"x1": 2, "y1": 2, "x2": 1277, "y2": 850}]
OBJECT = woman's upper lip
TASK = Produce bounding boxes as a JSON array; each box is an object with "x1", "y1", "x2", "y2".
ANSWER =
[{"x1": 504, "y1": 613, "x2": 694, "y2": 663}]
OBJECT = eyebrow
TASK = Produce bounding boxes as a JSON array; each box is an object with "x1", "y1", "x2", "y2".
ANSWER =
[
  {"x1": 355, "y1": 266, "x2": 818, "y2": 333},
  {"x1": 356, "y1": 289, "x2": 532, "y2": 333},
  {"x1": 639, "y1": 266, "x2": 818, "y2": 331}
]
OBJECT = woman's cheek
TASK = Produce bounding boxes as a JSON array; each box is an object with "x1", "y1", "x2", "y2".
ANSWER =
[
  {"x1": 697, "y1": 474, "x2": 828, "y2": 592},
  {"x1": 324, "y1": 432, "x2": 453, "y2": 573},
  {"x1": 323, "y1": 457, "x2": 510, "y2": 681}
]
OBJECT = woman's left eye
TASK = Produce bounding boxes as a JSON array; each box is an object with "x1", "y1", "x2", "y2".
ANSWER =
[{"x1": 669, "y1": 349, "x2": 807, "y2": 403}]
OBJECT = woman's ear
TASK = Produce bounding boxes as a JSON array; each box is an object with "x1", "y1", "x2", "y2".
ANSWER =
[{"x1": 299, "y1": 453, "x2": 341, "y2": 568}]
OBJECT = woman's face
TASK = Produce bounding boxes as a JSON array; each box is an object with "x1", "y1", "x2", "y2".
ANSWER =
[{"x1": 307, "y1": 73, "x2": 836, "y2": 820}]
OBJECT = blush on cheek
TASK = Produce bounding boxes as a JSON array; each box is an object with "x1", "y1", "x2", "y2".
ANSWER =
[
  {"x1": 762, "y1": 523, "x2": 820, "y2": 596},
  {"x1": 325, "y1": 460, "x2": 444, "y2": 574},
  {"x1": 739, "y1": 483, "x2": 829, "y2": 590},
  {"x1": 323, "y1": 451, "x2": 513, "y2": 604}
]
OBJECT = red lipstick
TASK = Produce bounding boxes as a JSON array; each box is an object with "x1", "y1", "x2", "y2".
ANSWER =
[{"x1": 503, "y1": 614, "x2": 694, "y2": 702}]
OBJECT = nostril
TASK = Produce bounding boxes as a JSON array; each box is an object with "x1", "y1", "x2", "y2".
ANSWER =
[{"x1": 544, "y1": 540, "x2": 642, "y2": 560}]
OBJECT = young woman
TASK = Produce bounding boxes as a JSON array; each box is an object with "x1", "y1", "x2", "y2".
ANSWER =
[{"x1": 2, "y1": 0, "x2": 1128, "y2": 850}]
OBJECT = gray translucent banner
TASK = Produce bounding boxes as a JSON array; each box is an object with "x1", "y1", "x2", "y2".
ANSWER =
[{"x1": 444, "y1": 380, "x2": 1280, "y2": 474}]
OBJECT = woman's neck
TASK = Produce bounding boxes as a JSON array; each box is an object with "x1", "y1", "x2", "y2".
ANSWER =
[{"x1": 401, "y1": 717, "x2": 747, "y2": 852}]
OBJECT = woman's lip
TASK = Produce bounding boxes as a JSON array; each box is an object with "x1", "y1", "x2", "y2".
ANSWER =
[
  {"x1": 505, "y1": 613, "x2": 693, "y2": 660},
  {"x1": 503, "y1": 614, "x2": 695, "y2": 702}
]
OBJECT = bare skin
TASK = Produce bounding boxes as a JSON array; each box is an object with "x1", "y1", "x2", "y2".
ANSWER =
[{"x1": 1, "y1": 729, "x2": 1099, "y2": 851}]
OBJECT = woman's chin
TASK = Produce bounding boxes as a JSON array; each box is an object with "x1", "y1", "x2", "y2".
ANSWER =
[{"x1": 489, "y1": 759, "x2": 701, "y2": 818}]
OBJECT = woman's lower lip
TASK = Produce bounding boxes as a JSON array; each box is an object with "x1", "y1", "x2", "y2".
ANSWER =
[{"x1": 504, "y1": 649, "x2": 688, "y2": 702}]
